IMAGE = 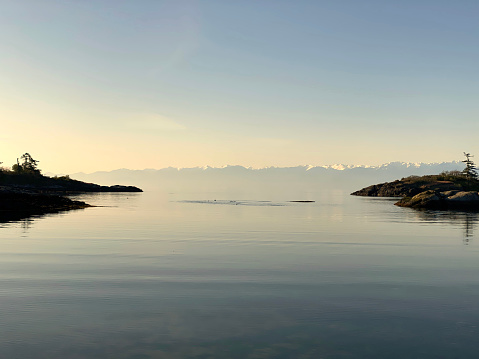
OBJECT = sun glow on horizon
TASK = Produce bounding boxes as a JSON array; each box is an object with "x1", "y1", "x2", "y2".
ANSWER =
[{"x1": 0, "y1": 1, "x2": 477, "y2": 173}]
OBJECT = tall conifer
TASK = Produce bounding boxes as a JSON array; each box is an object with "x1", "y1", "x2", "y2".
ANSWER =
[{"x1": 462, "y1": 152, "x2": 478, "y2": 180}]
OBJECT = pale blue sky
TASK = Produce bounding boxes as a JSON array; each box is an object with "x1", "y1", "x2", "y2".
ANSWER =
[{"x1": 1, "y1": 0, "x2": 478, "y2": 173}]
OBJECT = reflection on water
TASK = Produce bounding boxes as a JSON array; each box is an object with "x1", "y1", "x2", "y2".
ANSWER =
[
  {"x1": 464, "y1": 214, "x2": 476, "y2": 243},
  {"x1": 412, "y1": 210, "x2": 479, "y2": 244},
  {"x1": 1, "y1": 191, "x2": 479, "y2": 358},
  {"x1": 0, "y1": 210, "x2": 46, "y2": 224},
  {"x1": 20, "y1": 218, "x2": 33, "y2": 233},
  {"x1": 0, "y1": 210, "x2": 86, "y2": 234}
]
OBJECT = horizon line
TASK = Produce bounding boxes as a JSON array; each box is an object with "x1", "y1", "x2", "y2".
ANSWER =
[{"x1": 60, "y1": 160, "x2": 463, "y2": 175}]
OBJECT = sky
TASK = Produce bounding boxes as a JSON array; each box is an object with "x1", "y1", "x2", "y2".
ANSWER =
[{"x1": 1, "y1": 0, "x2": 478, "y2": 174}]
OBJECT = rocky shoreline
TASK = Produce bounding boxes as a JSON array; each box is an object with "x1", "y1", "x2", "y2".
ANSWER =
[
  {"x1": 395, "y1": 190, "x2": 479, "y2": 210},
  {"x1": 0, "y1": 174, "x2": 142, "y2": 222},
  {"x1": 351, "y1": 175, "x2": 479, "y2": 211},
  {"x1": 0, "y1": 180, "x2": 142, "y2": 194},
  {"x1": 0, "y1": 188, "x2": 91, "y2": 222},
  {"x1": 351, "y1": 179, "x2": 462, "y2": 197}
]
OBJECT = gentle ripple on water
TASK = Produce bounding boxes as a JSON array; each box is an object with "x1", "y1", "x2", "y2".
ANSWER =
[{"x1": 0, "y1": 190, "x2": 478, "y2": 358}]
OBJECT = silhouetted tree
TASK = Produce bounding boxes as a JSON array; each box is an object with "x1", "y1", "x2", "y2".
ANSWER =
[
  {"x1": 12, "y1": 153, "x2": 41, "y2": 175},
  {"x1": 462, "y1": 152, "x2": 478, "y2": 180}
]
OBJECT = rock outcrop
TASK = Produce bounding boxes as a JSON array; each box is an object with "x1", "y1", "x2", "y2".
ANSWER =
[
  {"x1": 0, "y1": 187, "x2": 90, "y2": 222},
  {"x1": 0, "y1": 172, "x2": 142, "y2": 193},
  {"x1": 351, "y1": 180, "x2": 461, "y2": 197},
  {"x1": 0, "y1": 172, "x2": 142, "y2": 222},
  {"x1": 352, "y1": 175, "x2": 479, "y2": 211},
  {"x1": 3, "y1": 182, "x2": 142, "y2": 193},
  {"x1": 396, "y1": 190, "x2": 479, "y2": 210}
]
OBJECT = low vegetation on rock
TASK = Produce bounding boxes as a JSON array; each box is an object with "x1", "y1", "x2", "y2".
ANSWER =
[
  {"x1": 352, "y1": 153, "x2": 479, "y2": 211},
  {"x1": 0, "y1": 153, "x2": 142, "y2": 222},
  {"x1": 0, "y1": 153, "x2": 142, "y2": 193}
]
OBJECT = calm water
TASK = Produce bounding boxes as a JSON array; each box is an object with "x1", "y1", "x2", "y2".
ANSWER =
[{"x1": 1, "y1": 189, "x2": 479, "y2": 358}]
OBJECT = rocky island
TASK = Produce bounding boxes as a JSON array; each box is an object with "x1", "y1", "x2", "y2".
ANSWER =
[
  {"x1": 352, "y1": 175, "x2": 479, "y2": 210},
  {"x1": 352, "y1": 154, "x2": 479, "y2": 211},
  {"x1": 0, "y1": 153, "x2": 142, "y2": 222}
]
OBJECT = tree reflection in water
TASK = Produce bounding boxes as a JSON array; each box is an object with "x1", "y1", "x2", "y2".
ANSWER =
[
  {"x1": 21, "y1": 218, "x2": 33, "y2": 233},
  {"x1": 412, "y1": 210, "x2": 479, "y2": 244}
]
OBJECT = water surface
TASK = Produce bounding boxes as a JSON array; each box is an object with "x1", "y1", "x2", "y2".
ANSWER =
[{"x1": 1, "y1": 190, "x2": 478, "y2": 358}]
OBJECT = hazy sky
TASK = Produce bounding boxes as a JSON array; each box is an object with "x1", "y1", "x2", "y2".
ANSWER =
[{"x1": 1, "y1": 0, "x2": 478, "y2": 173}]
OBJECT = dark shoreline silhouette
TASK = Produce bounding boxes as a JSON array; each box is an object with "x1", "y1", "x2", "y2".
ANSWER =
[
  {"x1": 0, "y1": 189, "x2": 91, "y2": 223},
  {"x1": 0, "y1": 172, "x2": 142, "y2": 223}
]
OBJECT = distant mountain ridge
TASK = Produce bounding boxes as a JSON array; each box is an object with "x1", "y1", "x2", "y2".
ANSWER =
[
  {"x1": 72, "y1": 160, "x2": 463, "y2": 175},
  {"x1": 66, "y1": 161, "x2": 464, "y2": 192}
]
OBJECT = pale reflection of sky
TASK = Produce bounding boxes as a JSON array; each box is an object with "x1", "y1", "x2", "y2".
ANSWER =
[{"x1": 0, "y1": 190, "x2": 479, "y2": 358}]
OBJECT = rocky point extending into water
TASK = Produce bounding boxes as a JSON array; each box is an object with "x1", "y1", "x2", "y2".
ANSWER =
[
  {"x1": 352, "y1": 173, "x2": 479, "y2": 211},
  {"x1": 0, "y1": 187, "x2": 91, "y2": 222},
  {"x1": 0, "y1": 173, "x2": 142, "y2": 194},
  {"x1": 0, "y1": 171, "x2": 142, "y2": 222}
]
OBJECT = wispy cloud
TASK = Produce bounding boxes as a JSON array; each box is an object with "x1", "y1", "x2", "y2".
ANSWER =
[
  {"x1": 251, "y1": 137, "x2": 294, "y2": 146},
  {"x1": 124, "y1": 114, "x2": 186, "y2": 131}
]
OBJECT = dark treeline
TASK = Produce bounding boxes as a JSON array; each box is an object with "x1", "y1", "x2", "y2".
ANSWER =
[
  {"x1": 0, "y1": 153, "x2": 141, "y2": 192},
  {"x1": 0, "y1": 153, "x2": 72, "y2": 185}
]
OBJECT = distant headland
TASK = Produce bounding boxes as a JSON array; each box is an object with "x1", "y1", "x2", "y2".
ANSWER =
[
  {"x1": 0, "y1": 153, "x2": 142, "y2": 222},
  {"x1": 352, "y1": 153, "x2": 479, "y2": 211}
]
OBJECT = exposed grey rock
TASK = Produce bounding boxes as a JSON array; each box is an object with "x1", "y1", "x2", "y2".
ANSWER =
[
  {"x1": 395, "y1": 190, "x2": 479, "y2": 210},
  {"x1": 442, "y1": 190, "x2": 460, "y2": 197},
  {"x1": 353, "y1": 173, "x2": 479, "y2": 211},
  {"x1": 351, "y1": 180, "x2": 461, "y2": 197},
  {"x1": 395, "y1": 190, "x2": 444, "y2": 209},
  {"x1": 446, "y1": 191, "x2": 479, "y2": 202}
]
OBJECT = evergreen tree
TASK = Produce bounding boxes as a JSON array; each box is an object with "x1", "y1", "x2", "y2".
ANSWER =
[
  {"x1": 462, "y1": 152, "x2": 478, "y2": 180},
  {"x1": 12, "y1": 153, "x2": 41, "y2": 175}
]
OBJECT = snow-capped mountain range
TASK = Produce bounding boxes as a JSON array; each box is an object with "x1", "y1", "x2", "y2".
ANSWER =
[{"x1": 68, "y1": 161, "x2": 465, "y2": 192}]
